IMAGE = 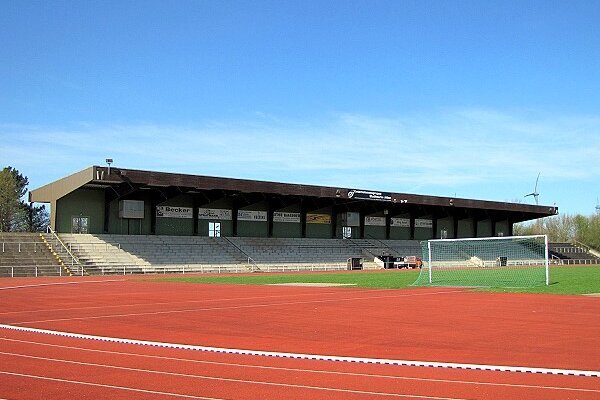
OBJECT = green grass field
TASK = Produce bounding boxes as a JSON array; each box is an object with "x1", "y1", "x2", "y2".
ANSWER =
[{"x1": 163, "y1": 265, "x2": 600, "y2": 295}]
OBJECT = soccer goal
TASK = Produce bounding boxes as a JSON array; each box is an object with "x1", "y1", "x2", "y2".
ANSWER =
[{"x1": 412, "y1": 235, "x2": 549, "y2": 288}]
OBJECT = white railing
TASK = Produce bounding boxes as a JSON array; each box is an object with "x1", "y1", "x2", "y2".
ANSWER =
[
  {"x1": 0, "y1": 265, "x2": 64, "y2": 278},
  {"x1": 1, "y1": 241, "x2": 41, "y2": 253}
]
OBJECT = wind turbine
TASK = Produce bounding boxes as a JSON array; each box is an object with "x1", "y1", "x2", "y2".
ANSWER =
[{"x1": 525, "y1": 172, "x2": 541, "y2": 205}]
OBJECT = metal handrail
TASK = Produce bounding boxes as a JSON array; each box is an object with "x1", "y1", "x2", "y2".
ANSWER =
[
  {"x1": 46, "y1": 226, "x2": 81, "y2": 267},
  {"x1": 1, "y1": 241, "x2": 41, "y2": 253},
  {"x1": 222, "y1": 237, "x2": 261, "y2": 272}
]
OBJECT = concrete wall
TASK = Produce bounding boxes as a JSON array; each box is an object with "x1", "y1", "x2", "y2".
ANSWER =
[
  {"x1": 477, "y1": 219, "x2": 493, "y2": 237},
  {"x1": 237, "y1": 201, "x2": 269, "y2": 237},
  {"x1": 272, "y1": 205, "x2": 302, "y2": 238},
  {"x1": 55, "y1": 188, "x2": 105, "y2": 234},
  {"x1": 457, "y1": 218, "x2": 474, "y2": 238},
  {"x1": 155, "y1": 195, "x2": 194, "y2": 236},
  {"x1": 306, "y1": 207, "x2": 332, "y2": 238},
  {"x1": 197, "y1": 198, "x2": 233, "y2": 237},
  {"x1": 436, "y1": 216, "x2": 455, "y2": 239}
]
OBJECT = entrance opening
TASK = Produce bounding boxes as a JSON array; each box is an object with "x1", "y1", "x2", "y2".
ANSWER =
[
  {"x1": 71, "y1": 216, "x2": 89, "y2": 234},
  {"x1": 209, "y1": 222, "x2": 221, "y2": 237}
]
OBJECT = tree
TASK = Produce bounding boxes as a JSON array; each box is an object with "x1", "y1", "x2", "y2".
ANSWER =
[
  {"x1": 0, "y1": 168, "x2": 20, "y2": 232},
  {"x1": 0, "y1": 166, "x2": 49, "y2": 232}
]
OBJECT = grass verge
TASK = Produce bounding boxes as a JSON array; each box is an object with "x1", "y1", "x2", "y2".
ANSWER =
[{"x1": 163, "y1": 265, "x2": 600, "y2": 295}]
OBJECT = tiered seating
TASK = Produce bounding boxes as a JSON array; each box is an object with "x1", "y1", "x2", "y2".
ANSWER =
[
  {"x1": 58, "y1": 234, "x2": 149, "y2": 275},
  {"x1": 227, "y1": 237, "x2": 369, "y2": 271},
  {"x1": 12, "y1": 234, "x2": 425, "y2": 276},
  {"x1": 550, "y1": 242, "x2": 600, "y2": 264},
  {"x1": 0, "y1": 233, "x2": 62, "y2": 277},
  {"x1": 100, "y1": 235, "x2": 249, "y2": 274}
]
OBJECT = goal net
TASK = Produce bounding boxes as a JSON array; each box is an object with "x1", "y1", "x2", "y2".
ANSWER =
[{"x1": 412, "y1": 235, "x2": 549, "y2": 288}]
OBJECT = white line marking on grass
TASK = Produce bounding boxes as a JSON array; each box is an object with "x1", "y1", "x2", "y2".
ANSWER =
[
  {"x1": 0, "y1": 371, "x2": 225, "y2": 400},
  {"x1": 11, "y1": 289, "x2": 463, "y2": 324},
  {"x1": 0, "y1": 279, "x2": 126, "y2": 291},
  {"x1": 1, "y1": 337, "x2": 597, "y2": 394},
  {"x1": 1, "y1": 324, "x2": 598, "y2": 378}
]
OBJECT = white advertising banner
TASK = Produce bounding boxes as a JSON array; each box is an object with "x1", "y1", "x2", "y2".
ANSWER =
[
  {"x1": 391, "y1": 217, "x2": 410, "y2": 228},
  {"x1": 273, "y1": 212, "x2": 301, "y2": 223},
  {"x1": 156, "y1": 206, "x2": 193, "y2": 219},
  {"x1": 198, "y1": 208, "x2": 232, "y2": 220},
  {"x1": 415, "y1": 219, "x2": 433, "y2": 228},
  {"x1": 364, "y1": 216, "x2": 386, "y2": 226},
  {"x1": 237, "y1": 210, "x2": 268, "y2": 222}
]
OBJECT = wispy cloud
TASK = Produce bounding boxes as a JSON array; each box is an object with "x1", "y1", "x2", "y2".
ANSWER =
[{"x1": 1, "y1": 108, "x2": 599, "y2": 212}]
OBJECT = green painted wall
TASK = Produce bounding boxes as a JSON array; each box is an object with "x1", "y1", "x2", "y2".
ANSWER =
[
  {"x1": 436, "y1": 217, "x2": 455, "y2": 239},
  {"x1": 363, "y1": 214, "x2": 386, "y2": 240},
  {"x1": 477, "y1": 219, "x2": 493, "y2": 237},
  {"x1": 272, "y1": 205, "x2": 301, "y2": 238},
  {"x1": 197, "y1": 198, "x2": 233, "y2": 237},
  {"x1": 107, "y1": 194, "x2": 153, "y2": 235},
  {"x1": 495, "y1": 220, "x2": 509, "y2": 237},
  {"x1": 457, "y1": 218, "x2": 474, "y2": 238},
  {"x1": 306, "y1": 207, "x2": 332, "y2": 238},
  {"x1": 237, "y1": 202, "x2": 268, "y2": 237},
  {"x1": 389, "y1": 214, "x2": 411, "y2": 239},
  {"x1": 55, "y1": 188, "x2": 105, "y2": 234},
  {"x1": 155, "y1": 195, "x2": 194, "y2": 236}
]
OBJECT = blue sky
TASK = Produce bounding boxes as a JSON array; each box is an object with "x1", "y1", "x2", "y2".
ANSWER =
[{"x1": 1, "y1": 0, "x2": 599, "y2": 215}]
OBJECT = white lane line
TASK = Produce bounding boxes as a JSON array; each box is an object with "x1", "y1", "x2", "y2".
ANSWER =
[
  {"x1": 1, "y1": 323, "x2": 598, "y2": 378},
  {"x1": 0, "y1": 371, "x2": 225, "y2": 400},
  {"x1": 0, "y1": 279, "x2": 126, "y2": 291},
  {"x1": 0, "y1": 288, "x2": 402, "y2": 316},
  {"x1": 1, "y1": 337, "x2": 597, "y2": 394},
  {"x1": 0, "y1": 357, "x2": 470, "y2": 400},
  {"x1": 10, "y1": 290, "x2": 463, "y2": 324}
]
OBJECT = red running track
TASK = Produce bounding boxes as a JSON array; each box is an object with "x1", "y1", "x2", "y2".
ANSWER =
[{"x1": 0, "y1": 275, "x2": 599, "y2": 399}]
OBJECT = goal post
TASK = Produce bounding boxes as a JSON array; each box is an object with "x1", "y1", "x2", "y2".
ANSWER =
[{"x1": 413, "y1": 235, "x2": 549, "y2": 288}]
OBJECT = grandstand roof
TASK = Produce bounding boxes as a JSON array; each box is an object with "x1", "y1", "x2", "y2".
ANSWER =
[{"x1": 31, "y1": 166, "x2": 558, "y2": 223}]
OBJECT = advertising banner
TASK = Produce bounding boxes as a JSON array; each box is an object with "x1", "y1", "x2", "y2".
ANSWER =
[
  {"x1": 347, "y1": 189, "x2": 392, "y2": 202},
  {"x1": 237, "y1": 210, "x2": 268, "y2": 222},
  {"x1": 365, "y1": 216, "x2": 386, "y2": 226},
  {"x1": 198, "y1": 208, "x2": 232, "y2": 220},
  {"x1": 415, "y1": 219, "x2": 433, "y2": 228},
  {"x1": 391, "y1": 217, "x2": 410, "y2": 228},
  {"x1": 306, "y1": 213, "x2": 331, "y2": 224},
  {"x1": 156, "y1": 206, "x2": 193, "y2": 219},
  {"x1": 273, "y1": 212, "x2": 301, "y2": 223}
]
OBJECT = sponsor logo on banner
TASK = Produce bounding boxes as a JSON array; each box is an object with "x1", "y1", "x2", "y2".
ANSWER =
[
  {"x1": 273, "y1": 212, "x2": 301, "y2": 223},
  {"x1": 306, "y1": 213, "x2": 331, "y2": 224},
  {"x1": 415, "y1": 219, "x2": 433, "y2": 228},
  {"x1": 391, "y1": 217, "x2": 410, "y2": 228},
  {"x1": 198, "y1": 208, "x2": 232, "y2": 220},
  {"x1": 347, "y1": 189, "x2": 392, "y2": 202},
  {"x1": 237, "y1": 210, "x2": 268, "y2": 222},
  {"x1": 156, "y1": 206, "x2": 193, "y2": 219},
  {"x1": 365, "y1": 216, "x2": 386, "y2": 226}
]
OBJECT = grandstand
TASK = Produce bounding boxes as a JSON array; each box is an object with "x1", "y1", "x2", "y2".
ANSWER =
[
  {"x1": 0, "y1": 233, "x2": 63, "y2": 277},
  {"x1": 0, "y1": 165, "x2": 567, "y2": 276}
]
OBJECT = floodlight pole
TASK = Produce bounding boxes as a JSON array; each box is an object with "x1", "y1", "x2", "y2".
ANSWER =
[{"x1": 106, "y1": 158, "x2": 113, "y2": 175}]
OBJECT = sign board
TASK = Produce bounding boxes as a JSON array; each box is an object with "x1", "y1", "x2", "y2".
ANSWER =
[
  {"x1": 156, "y1": 206, "x2": 193, "y2": 219},
  {"x1": 391, "y1": 217, "x2": 410, "y2": 228},
  {"x1": 415, "y1": 219, "x2": 433, "y2": 228},
  {"x1": 306, "y1": 213, "x2": 331, "y2": 224},
  {"x1": 347, "y1": 189, "x2": 392, "y2": 202},
  {"x1": 237, "y1": 210, "x2": 268, "y2": 222},
  {"x1": 198, "y1": 208, "x2": 232, "y2": 220},
  {"x1": 365, "y1": 216, "x2": 386, "y2": 226},
  {"x1": 119, "y1": 200, "x2": 144, "y2": 219},
  {"x1": 273, "y1": 212, "x2": 301, "y2": 223}
]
